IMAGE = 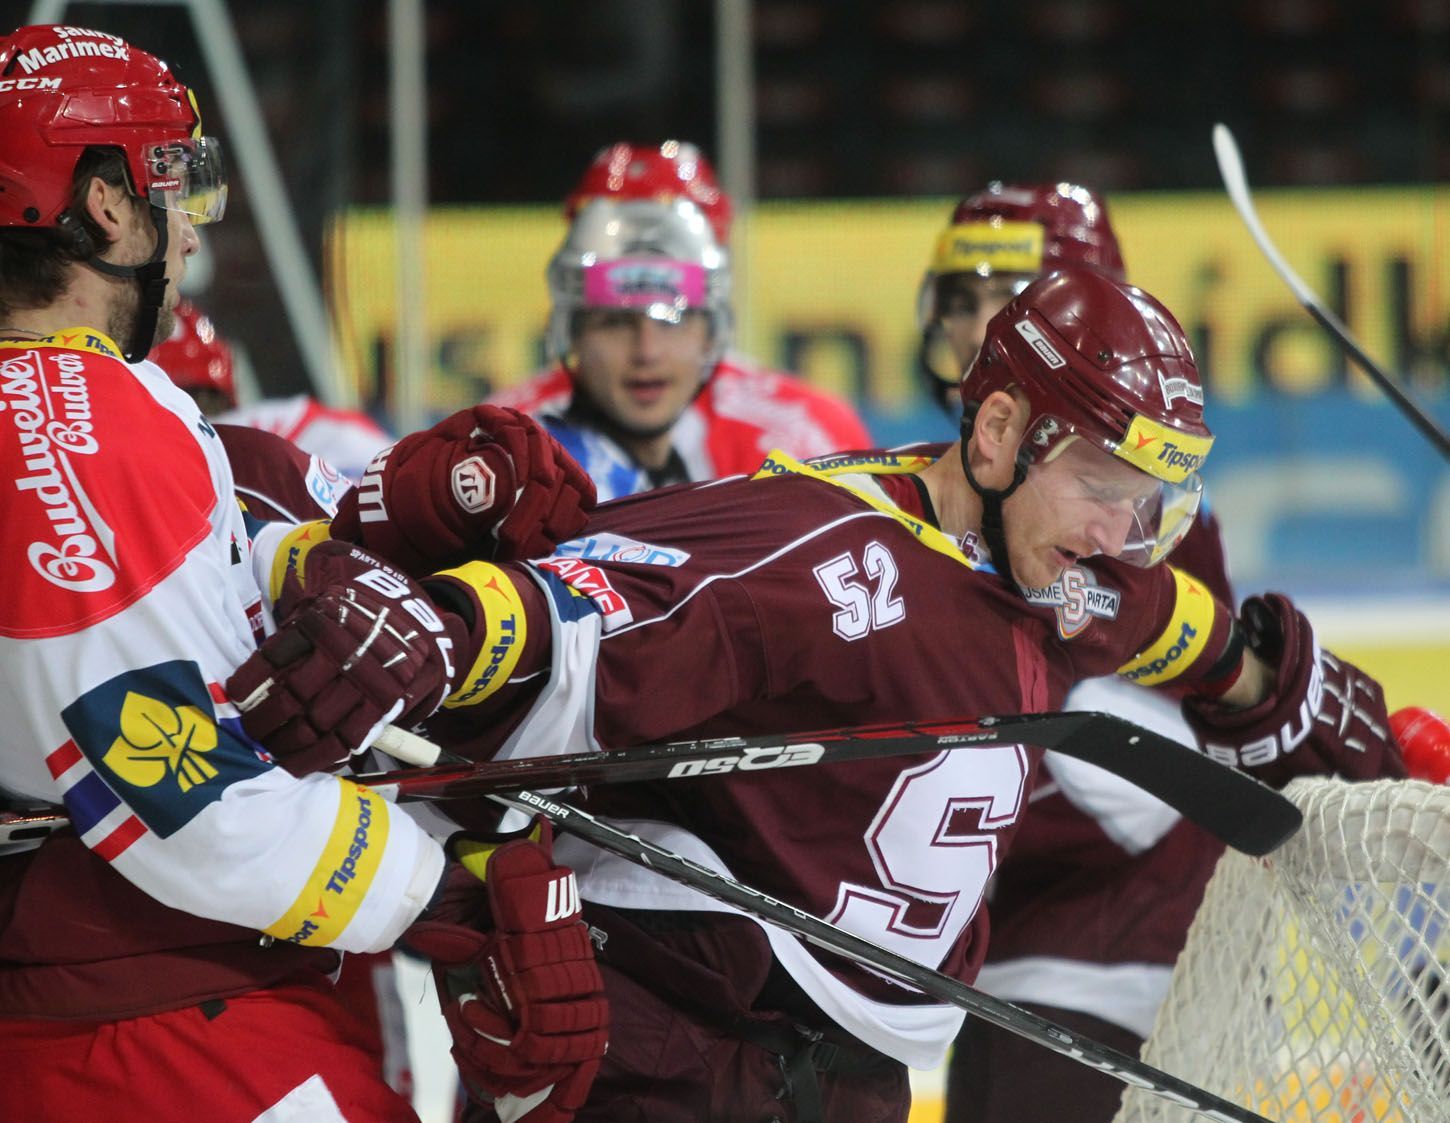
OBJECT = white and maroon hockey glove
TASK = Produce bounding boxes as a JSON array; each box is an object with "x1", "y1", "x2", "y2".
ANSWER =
[
  {"x1": 405, "y1": 826, "x2": 608, "y2": 1121},
  {"x1": 1183, "y1": 593, "x2": 1406, "y2": 788},
  {"x1": 330, "y1": 405, "x2": 596, "y2": 576},
  {"x1": 225, "y1": 539, "x2": 473, "y2": 775}
]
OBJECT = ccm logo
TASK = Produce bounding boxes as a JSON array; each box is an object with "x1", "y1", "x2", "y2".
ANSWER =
[
  {"x1": 666, "y1": 743, "x2": 825, "y2": 778},
  {"x1": 0, "y1": 77, "x2": 62, "y2": 91}
]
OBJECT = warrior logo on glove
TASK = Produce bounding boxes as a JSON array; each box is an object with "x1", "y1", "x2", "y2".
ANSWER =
[
  {"x1": 452, "y1": 455, "x2": 498, "y2": 515},
  {"x1": 331, "y1": 405, "x2": 597, "y2": 577}
]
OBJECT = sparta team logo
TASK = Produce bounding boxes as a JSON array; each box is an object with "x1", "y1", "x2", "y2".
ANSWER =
[{"x1": 1020, "y1": 566, "x2": 1122, "y2": 639}]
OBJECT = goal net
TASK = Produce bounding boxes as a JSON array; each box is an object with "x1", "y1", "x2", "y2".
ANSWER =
[{"x1": 1112, "y1": 778, "x2": 1450, "y2": 1123}]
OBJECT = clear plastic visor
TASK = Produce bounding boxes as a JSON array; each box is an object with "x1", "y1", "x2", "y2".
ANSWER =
[
  {"x1": 1026, "y1": 434, "x2": 1204, "y2": 568},
  {"x1": 145, "y1": 136, "x2": 227, "y2": 225}
]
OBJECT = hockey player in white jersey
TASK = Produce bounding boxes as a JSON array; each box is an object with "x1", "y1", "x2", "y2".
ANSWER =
[{"x1": 0, "y1": 25, "x2": 605, "y2": 1123}]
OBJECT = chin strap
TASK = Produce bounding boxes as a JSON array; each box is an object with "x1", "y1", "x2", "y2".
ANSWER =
[
  {"x1": 83, "y1": 204, "x2": 171, "y2": 363},
  {"x1": 959, "y1": 410, "x2": 1030, "y2": 588}
]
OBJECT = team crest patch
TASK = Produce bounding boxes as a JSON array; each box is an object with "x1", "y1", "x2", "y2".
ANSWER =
[
  {"x1": 1020, "y1": 565, "x2": 1122, "y2": 639},
  {"x1": 60, "y1": 660, "x2": 272, "y2": 838}
]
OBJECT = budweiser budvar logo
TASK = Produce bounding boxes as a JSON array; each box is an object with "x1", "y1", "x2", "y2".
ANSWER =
[{"x1": 2, "y1": 350, "x2": 116, "y2": 592}]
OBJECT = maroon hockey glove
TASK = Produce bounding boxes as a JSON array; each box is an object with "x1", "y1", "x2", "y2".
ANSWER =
[
  {"x1": 331, "y1": 405, "x2": 597, "y2": 576},
  {"x1": 1183, "y1": 593, "x2": 1406, "y2": 788},
  {"x1": 404, "y1": 826, "x2": 608, "y2": 1121},
  {"x1": 225, "y1": 539, "x2": 471, "y2": 774}
]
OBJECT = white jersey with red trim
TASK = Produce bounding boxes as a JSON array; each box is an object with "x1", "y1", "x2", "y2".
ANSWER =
[
  {"x1": 0, "y1": 332, "x2": 442, "y2": 953},
  {"x1": 217, "y1": 394, "x2": 393, "y2": 482},
  {"x1": 489, "y1": 355, "x2": 872, "y2": 499}
]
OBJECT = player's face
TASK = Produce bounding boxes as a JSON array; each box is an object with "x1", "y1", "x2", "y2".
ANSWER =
[
  {"x1": 939, "y1": 273, "x2": 1029, "y2": 374},
  {"x1": 571, "y1": 308, "x2": 712, "y2": 438},
  {"x1": 1003, "y1": 437, "x2": 1161, "y2": 588}
]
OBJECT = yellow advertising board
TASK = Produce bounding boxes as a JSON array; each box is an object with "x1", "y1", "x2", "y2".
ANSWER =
[{"x1": 329, "y1": 187, "x2": 1450, "y2": 414}]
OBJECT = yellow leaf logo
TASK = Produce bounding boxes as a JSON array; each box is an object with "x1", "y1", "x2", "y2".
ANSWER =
[{"x1": 102, "y1": 691, "x2": 219, "y2": 794}]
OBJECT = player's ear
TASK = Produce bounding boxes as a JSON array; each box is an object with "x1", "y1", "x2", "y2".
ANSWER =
[
  {"x1": 82, "y1": 176, "x2": 135, "y2": 252},
  {"x1": 970, "y1": 389, "x2": 1028, "y2": 489}
]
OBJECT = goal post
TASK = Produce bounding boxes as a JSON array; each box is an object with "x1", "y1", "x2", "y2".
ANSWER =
[{"x1": 1113, "y1": 778, "x2": 1450, "y2": 1123}]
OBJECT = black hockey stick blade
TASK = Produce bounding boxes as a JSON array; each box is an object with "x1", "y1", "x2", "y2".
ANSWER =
[
  {"x1": 355, "y1": 712, "x2": 1299, "y2": 855},
  {"x1": 1049, "y1": 712, "x2": 1300, "y2": 855},
  {"x1": 1213, "y1": 122, "x2": 1450, "y2": 461},
  {"x1": 497, "y1": 789, "x2": 1275, "y2": 1123}
]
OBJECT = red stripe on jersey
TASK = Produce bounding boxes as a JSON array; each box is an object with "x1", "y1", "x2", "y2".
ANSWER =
[
  {"x1": 92, "y1": 814, "x2": 147, "y2": 861},
  {"x1": 46, "y1": 738, "x2": 83, "y2": 779},
  {"x1": 208, "y1": 682, "x2": 228, "y2": 704}
]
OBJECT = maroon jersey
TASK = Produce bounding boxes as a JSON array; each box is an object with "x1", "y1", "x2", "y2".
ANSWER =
[
  {"x1": 217, "y1": 423, "x2": 350, "y2": 523},
  {"x1": 0, "y1": 426, "x2": 340, "y2": 1020},
  {"x1": 425, "y1": 449, "x2": 1234, "y2": 1067},
  {"x1": 972, "y1": 507, "x2": 1235, "y2": 1037}
]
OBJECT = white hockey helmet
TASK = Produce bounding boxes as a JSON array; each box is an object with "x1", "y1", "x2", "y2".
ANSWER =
[{"x1": 545, "y1": 197, "x2": 733, "y2": 381}]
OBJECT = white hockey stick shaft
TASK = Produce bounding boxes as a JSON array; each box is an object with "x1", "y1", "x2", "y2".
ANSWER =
[{"x1": 1212, "y1": 123, "x2": 1450, "y2": 460}]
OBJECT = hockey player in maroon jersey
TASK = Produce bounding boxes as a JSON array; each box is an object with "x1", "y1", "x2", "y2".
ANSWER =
[
  {"x1": 234, "y1": 265, "x2": 1404, "y2": 1122},
  {"x1": 918, "y1": 183, "x2": 1243, "y2": 1123},
  {"x1": 0, "y1": 25, "x2": 604, "y2": 1123},
  {"x1": 489, "y1": 141, "x2": 871, "y2": 498}
]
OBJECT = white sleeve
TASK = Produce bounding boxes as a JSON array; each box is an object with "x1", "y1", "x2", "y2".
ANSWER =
[
  {"x1": 0, "y1": 345, "x2": 443, "y2": 952},
  {"x1": 1052, "y1": 675, "x2": 1188, "y2": 853}
]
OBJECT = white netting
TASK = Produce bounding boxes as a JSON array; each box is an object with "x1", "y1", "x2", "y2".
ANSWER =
[{"x1": 1113, "y1": 778, "x2": 1450, "y2": 1123}]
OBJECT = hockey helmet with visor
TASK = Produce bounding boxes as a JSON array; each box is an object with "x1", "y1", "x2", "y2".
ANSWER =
[
  {"x1": 0, "y1": 25, "x2": 226, "y2": 231},
  {"x1": 960, "y1": 267, "x2": 1212, "y2": 569}
]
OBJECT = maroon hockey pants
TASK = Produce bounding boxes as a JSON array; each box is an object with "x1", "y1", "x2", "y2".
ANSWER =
[
  {"x1": 945, "y1": 1003, "x2": 1144, "y2": 1123},
  {"x1": 578, "y1": 958, "x2": 911, "y2": 1123}
]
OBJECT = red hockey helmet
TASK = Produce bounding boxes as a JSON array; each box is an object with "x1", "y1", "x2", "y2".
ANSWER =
[
  {"x1": 151, "y1": 299, "x2": 236, "y2": 408},
  {"x1": 564, "y1": 140, "x2": 732, "y2": 244},
  {"x1": 0, "y1": 25, "x2": 226, "y2": 230},
  {"x1": 962, "y1": 268, "x2": 1213, "y2": 566}
]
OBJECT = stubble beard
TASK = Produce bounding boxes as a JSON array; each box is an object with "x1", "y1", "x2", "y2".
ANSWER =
[{"x1": 105, "y1": 281, "x2": 175, "y2": 359}]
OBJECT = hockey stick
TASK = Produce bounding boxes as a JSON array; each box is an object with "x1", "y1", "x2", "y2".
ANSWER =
[
  {"x1": 355, "y1": 711, "x2": 1299, "y2": 855},
  {"x1": 11, "y1": 712, "x2": 1303, "y2": 855},
  {"x1": 1212, "y1": 122, "x2": 1450, "y2": 461},
  {"x1": 493, "y1": 788, "x2": 1273, "y2": 1123}
]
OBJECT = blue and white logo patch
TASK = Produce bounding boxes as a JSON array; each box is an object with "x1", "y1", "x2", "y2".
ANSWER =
[{"x1": 61, "y1": 660, "x2": 273, "y2": 838}]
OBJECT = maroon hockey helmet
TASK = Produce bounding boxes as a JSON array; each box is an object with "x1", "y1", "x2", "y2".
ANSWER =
[
  {"x1": 0, "y1": 25, "x2": 226, "y2": 230},
  {"x1": 919, "y1": 181, "x2": 1126, "y2": 330},
  {"x1": 564, "y1": 140, "x2": 732, "y2": 244},
  {"x1": 152, "y1": 299, "x2": 236, "y2": 409},
  {"x1": 961, "y1": 267, "x2": 1214, "y2": 566},
  {"x1": 949, "y1": 181, "x2": 1124, "y2": 280}
]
